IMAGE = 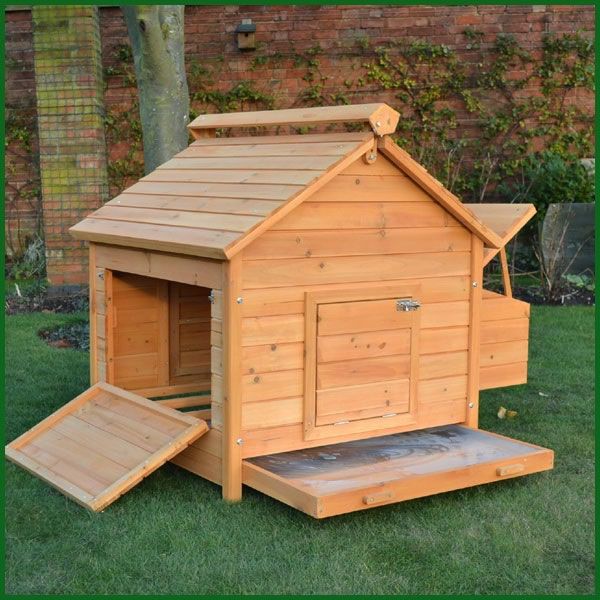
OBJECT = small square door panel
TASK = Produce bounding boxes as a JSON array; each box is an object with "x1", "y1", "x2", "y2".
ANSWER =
[{"x1": 304, "y1": 286, "x2": 421, "y2": 440}]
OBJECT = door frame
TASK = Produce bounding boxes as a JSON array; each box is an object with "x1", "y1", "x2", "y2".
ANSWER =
[{"x1": 303, "y1": 283, "x2": 422, "y2": 441}]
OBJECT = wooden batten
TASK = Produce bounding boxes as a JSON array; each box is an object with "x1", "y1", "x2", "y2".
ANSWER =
[
  {"x1": 465, "y1": 235, "x2": 483, "y2": 428},
  {"x1": 188, "y1": 103, "x2": 400, "y2": 138},
  {"x1": 221, "y1": 255, "x2": 243, "y2": 501},
  {"x1": 94, "y1": 244, "x2": 222, "y2": 290},
  {"x1": 89, "y1": 243, "x2": 98, "y2": 384}
]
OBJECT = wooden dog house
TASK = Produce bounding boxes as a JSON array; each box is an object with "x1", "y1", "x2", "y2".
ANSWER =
[{"x1": 6, "y1": 104, "x2": 553, "y2": 517}]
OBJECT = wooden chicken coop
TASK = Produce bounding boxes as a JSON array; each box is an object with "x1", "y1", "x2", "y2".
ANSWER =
[{"x1": 6, "y1": 104, "x2": 553, "y2": 517}]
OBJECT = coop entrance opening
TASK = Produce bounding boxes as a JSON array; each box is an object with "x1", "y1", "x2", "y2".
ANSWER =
[{"x1": 107, "y1": 271, "x2": 214, "y2": 411}]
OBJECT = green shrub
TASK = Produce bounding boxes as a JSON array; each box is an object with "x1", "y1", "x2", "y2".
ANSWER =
[{"x1": 498, "y1": 151, "x2": 595, "y2": 222}]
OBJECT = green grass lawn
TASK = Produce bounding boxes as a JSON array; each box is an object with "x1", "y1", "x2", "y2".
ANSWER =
[{"x1": 4, "y1": 307, "x2": 595, "y2": 594}]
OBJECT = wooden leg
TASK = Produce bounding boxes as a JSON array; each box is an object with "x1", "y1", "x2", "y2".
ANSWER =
[{"x1": 221, "y1": 256, "x2": 243, "y2": 501}]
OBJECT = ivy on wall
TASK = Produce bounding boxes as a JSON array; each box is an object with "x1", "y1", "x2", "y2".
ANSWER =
[
  {"x1": 6, "y1": 30, "x2": 594, "y2": 266},
  {"x1": 4, "y1": 107, "x2": 42, "y2": 262}
]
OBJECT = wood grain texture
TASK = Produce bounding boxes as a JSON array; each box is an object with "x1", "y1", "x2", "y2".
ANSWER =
[
  {"x1": 5, "y1": 383, "x2": 208, "y2": 511},
  {"x1": 465, "y1": 235, "x2": 483, "y2": 427},
  {"x1": 243, "y1": 425, "x2": 553, "y2": 518},
  {"x1": 71, "y1": 133, "x2": 374, "y2": 260},
  {"x1": 188, "y1": 104, "x2": 399, "y2": 136},
  {"x1": 221, "y1": 255, "x2": 243, "y2": 501},
  {"x1": 479, "y1": 289, "x2": 531, "y2": 390}
]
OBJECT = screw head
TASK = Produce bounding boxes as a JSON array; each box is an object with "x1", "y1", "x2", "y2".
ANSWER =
[
  {"x1": 468, "y1": 402, "x2": 475, "y2": 408},
  {"x1": 236, "y1": 438, "x2": 244, "y2": 445},
  {"x1": 236, "y1": 296, "x2": 244, "y2": 304},
  {"x1": 472, "y1": 281, "x2": 478, "y2": 287}
]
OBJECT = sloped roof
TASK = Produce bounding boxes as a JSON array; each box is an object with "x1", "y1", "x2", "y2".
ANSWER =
[
  {"x1": 71, "y1": 104, "x2": 534, "y2": 260},
  {"x1": 71, "y1": 132, "x2": 375, "y2": 259},
  {"x1": 464, "y1": 203, "x2": 537, "y2": 266}
]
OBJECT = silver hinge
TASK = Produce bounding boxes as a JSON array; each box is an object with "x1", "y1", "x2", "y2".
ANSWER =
[
  {"x1": 396, "y1": 299, "x2": 421, "y2": 312},
  {"x1": 208, "y1": 291, "x2": 215, "y2": 304}
]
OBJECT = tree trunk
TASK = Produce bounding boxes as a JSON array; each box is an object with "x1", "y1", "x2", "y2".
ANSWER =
[{"x1": 122, "y1": 5, "x2": 190, "y2": 173}]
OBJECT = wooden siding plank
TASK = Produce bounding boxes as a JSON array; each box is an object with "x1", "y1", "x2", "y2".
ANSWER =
[
  {"x1": 481, "y1": 318, "x2": 529, "y2": 344},
  {"x1": 307, "y1": 174, "x2": 434, "y2": 203},
  {"x1": 240, "y1": 305, "x2": 468, "y2": 347},
  {"x1": 240, "y1": 276, "x2": 471, "y2": 317},
  {"x1": 271, "y1": 202, "x2": 460, "y2": 230},
  {"x1": 316, "y1": 379, "x2": 410, "y2": 425},
  {"x1": 243, "y1": 227, "x2": 471, "y2": 260},
  {"x1": 419, "y1": 351, "x2": 468, "y2": 380},
  {"x1": 242, "y1": 369, "x2": 304, "y2": 403},
  {"x1": 317, "y1": 354, "x2": 411, "y2": 389},
  {"x1": 317, "y1": 329, "x2": 411, "y2": 363},
  {"x1": 242, "y1": 342, "x2": 304, "y2": 375},
  {"x1": 480, "y1": 362, "x2": 528, "y2": 390},
  {"x1": 480, "y1": 340, "x2": 529, "y2": 368},
  {"x1": 241, "y1": 314, "x2": 304, "y2": 346},
  {"x1": 242, "y1": 253, "x2": 470, "y2": 288},
  {"x1": 482, "y1": 294, "x2": 531, "y2": 320},
  {"x1": 318, "y1": 298, "x2": 415, "y2": 336}
]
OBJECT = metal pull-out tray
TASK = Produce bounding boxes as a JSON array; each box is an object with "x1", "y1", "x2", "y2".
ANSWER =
[{"x1": 242, "y1": 425, "x2": 553, "y2": 518}]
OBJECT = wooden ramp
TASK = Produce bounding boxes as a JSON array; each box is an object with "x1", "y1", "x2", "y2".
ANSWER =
[
  {"x1": 243, "y1": 425, "x2": 553, "y2": 518},
  {"x1": 5, "y1": 382, "x2": 208, "y2": 511}
]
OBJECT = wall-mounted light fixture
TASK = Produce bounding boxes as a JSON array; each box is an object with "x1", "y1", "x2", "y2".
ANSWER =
[{"x1": 235, "y1": 18, "x2": 256, "y2": 51}]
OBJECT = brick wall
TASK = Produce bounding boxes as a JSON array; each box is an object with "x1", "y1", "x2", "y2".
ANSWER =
[{"x1": 4, "y1": 5, "x2": 595, "y2": 286}]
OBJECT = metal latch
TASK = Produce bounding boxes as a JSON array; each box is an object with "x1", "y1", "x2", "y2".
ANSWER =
[
  {"x1": 208, "y1": 291, "x2": 215, "y2": 304},
  {"x1": 396, "y1": 299, "x2": 421, "y2": 312}
]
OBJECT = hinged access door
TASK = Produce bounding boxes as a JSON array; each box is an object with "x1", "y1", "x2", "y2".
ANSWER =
[{"x1": 304, "y1": 285, "x2": 421, "y2": 441}]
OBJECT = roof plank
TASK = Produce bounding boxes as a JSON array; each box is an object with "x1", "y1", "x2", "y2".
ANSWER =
[
  {"x1": 125, "y1": 181, "x2": 304, "y2": 201},
  {"x1": 143, "y1": 169, "x2": 321, "y2": 186},
  {"x1": 107, "y1": 194, "x2": 280, "y2": 217},
  {"x1": 178, "y1": 141, "x2": 366, "y2": 158},
  {"x1": 155, "y1": 155, "x2": 341, "y2": 171},
  {"x1": 93, "y1": 205, "x2": 263, "y2": 233},
  {"x1": 70, "y1": 218, "x2": 237, "y2": 259}
]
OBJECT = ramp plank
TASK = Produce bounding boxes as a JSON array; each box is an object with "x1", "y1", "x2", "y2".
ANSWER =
[{"x1": 5, "y1": 382, "x2": 208, "y2": 511}]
